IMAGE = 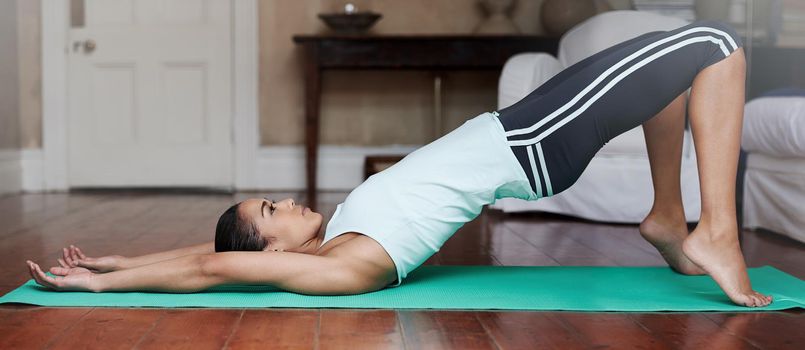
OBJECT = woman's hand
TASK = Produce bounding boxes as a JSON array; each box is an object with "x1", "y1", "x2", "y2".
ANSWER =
[
  {"x1": 58, "y1": 245, "x2": 125, "y2": 273},
  {"x1": 26, "y1": 260, "x2": 98, "y2": 292}
]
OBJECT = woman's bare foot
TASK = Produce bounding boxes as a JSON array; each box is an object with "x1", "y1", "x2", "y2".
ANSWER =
[
  {"x1": 639, "y1": 216, "x2": 705, "y2": 275},
  {"x1": 682, "y1": 226, "x2": 773, "y2": 307}
]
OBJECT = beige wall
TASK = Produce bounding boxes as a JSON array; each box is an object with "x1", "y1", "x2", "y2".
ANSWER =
[
  {"x1": 258, "y1": 0, "x2": 627, "y2": 146},
  {"x1": 0, "y1": 0, "x2": 20, "y2": 150},
  {"x1": 17, "y1": 0, "x2": 41, "y2": 149},
  {"x1": 0, "y1": 0, "x2": 40, "y2": 150}
]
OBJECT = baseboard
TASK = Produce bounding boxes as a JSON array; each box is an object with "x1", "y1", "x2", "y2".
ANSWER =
[
  {"x1": 21, "y1": 149, "x2": 44, "y2": 192},
  {"x1": 0, "y1": 150, "x2": 22, "y2": 195},
  {"x1": 254, "y1": 145, "x2": 420, "y2": 191}
]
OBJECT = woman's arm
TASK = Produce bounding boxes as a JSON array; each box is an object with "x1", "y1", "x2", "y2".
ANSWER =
[
  {"x1": 29, "y1": 250, "x2": 392, "y2": 295},
  {"x1": 63, "y1": 242, "x2": 215, "y2": 272},
  {"x1": 116, "y1": 241, "x2": 215, "y2": 269}
]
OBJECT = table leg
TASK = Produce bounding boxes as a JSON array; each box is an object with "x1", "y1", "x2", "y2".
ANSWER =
[
  {"x1": 433, "y1": 72, "x2": 443, "y2": 138},
  {"x1": 304, "y1": 45, "x2": 321, "y2": 210}
]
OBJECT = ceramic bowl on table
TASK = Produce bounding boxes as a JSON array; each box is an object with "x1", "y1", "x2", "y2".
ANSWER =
[{"x1": 318, "y1": 12, "x2": 382, "y2": 34}]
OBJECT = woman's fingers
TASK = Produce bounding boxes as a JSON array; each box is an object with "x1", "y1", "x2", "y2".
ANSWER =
[
  {"x1": 62, "y1": 246, "x2": 88, "y2": 267},
  {"x1": 69, "y1": 245, "x2": 79, "y2": 262},
  {"x1": 36, "y1": 264, "x2": 61, "y2": 288},
  {"x1": 26, "y1": 261, "x2": 37, "y2": 281},
  {"x1": 57, "y1": 258, "x2": 69, "y2": 268},
  {"x1": 50, "y1": 266, "x2": 69, "y2": 276},
  {"x1": 74, "y1": 246, "x2": 87, "y2": 260},
  {"x1": 27, "y1": 261, "x2": 57, "y2": 289},
  {"x1": 62, "y1": 248, "x2": 75, "y2": 267},
  {"x1": 75, "y1": 257, "x2": 94, "y2": 269},
  {"x1": 26, "y1": 261, "x2": 39, "y2": 284}
]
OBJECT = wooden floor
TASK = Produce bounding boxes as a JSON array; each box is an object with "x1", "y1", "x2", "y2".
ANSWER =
[{"x1": 0, "y1": 191, "x2": 802, "y2": 349}]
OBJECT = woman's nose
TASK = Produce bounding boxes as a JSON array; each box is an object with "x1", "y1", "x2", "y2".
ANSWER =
[{"x1": 281, "y1": 198, "x2": 295, "y2": 208}]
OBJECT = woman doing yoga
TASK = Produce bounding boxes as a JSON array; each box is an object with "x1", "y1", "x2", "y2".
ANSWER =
[{"x1": 26, "y1": 20, "x2": 772, "y2": 307}]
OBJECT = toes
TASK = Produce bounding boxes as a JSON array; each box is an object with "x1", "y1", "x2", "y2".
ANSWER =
[
  {"x1": 742, "y1": 292, "x2": 772, "y2": 307},
  {"x1": 741, "y1": 294, "x2": 760, "y2": 307},
  {"x1": 744, "y1": 297, "x2": 755, "y2": 308},
  {"x1": 755, "y1": 292, "x2": 772, "y2": 306}
]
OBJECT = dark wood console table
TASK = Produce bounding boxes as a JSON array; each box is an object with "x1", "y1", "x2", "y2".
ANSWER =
[
  {"x1": 291, "y1": 34, "x2": 559, "y2": 209},
  {"x1": 748, "y1": 46, "x2": 805, "y2": 99}
]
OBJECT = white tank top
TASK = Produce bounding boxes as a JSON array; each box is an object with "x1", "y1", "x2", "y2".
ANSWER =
[{"x1": 321, "y1": 112, "x2": 535, "y2": 286}]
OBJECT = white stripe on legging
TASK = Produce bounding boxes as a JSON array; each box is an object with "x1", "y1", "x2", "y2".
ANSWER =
[
  {"x1": 535, "y1": 143, "x2": 553, "y2": 196},
  {"x1": 507, "y1": 35, "x2": 731, "y2": 147},
  {"x1": 526, "y1": 145, "x2": 543, "y2": 198},
  {"x1": 505, "y1": 26, "x2": 736, "y2": 139}
]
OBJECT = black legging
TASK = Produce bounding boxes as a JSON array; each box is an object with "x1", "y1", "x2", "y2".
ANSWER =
[{"x1": 495, "y1": 20, "x2": 743, "y2": 198}]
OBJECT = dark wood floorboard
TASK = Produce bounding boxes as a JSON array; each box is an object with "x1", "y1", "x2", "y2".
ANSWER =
[
  {"x1": 398, "y1": 310, "x2": 498, "y2": 349},
  {"x1": 0, "y1": 307, "x2": 92, "y2": 349},
  {"x1": 47, "y1": 308, "x2": 165, "y2": 350},
  {"x1": 134, "y1": 309, "x2": 242, "y2": 349},
  {"x1": 225, "y1": 309, "x2": 318, "y2": 349},
  {"x1": 0, "y1": 192, "x2": 802, "y2": 350},
  {"x1": 476, "y1": 311, "x2": 588, "y2": 349},
  {"x1": 319, "y1": 310, "x2": 404, "y2": 350},
  {"x1": 557, "y1": 312, "x2": 669, "y2": 349},
  {"x1": 629, "y1": 313, "x2": 759, "y2": 349},
  {"x1": 703, "y1": 312, "x2": 805, "y2": 349}
]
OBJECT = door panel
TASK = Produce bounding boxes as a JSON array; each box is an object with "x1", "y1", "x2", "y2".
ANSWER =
[
  {"x1": 68, "y1": 0, "x2": 231, "y2": 187},
  {"x1": 156, "y1": 63, "x2": 207, "y2": 145},
  {"x1": 86, "y1": 0, "x2": 135, "y2": 25},
  {"x1": 90, "y1": 64, "x2": 136, "y2": 145}
]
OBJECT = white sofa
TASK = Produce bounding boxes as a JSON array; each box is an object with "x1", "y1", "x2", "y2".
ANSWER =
[
  {"x1": 742, "y1": 93, "x2": 805, "y2": 243},
  {"x1": 492, "y1": 10, "x2": 702, "y2": 223}
]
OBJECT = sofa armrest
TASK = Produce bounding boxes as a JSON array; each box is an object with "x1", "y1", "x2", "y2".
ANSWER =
[{"x1": 497, "y1": 53, "x2": 562, "y2": 109}]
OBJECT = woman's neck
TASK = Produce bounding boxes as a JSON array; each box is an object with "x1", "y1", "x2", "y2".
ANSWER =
[{"x1": 297, "y1": 231, "x2": 325, "y2": 255}]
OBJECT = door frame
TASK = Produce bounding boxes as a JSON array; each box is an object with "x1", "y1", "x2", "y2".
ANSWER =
[{"x1": 41, "y1": 0, "x2": 259, "y2": 191}]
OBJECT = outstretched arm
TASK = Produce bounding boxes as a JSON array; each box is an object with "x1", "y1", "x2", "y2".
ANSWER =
[
  {"x1": 60, "y1": 242, "x2": 215, "y2": 272},
  {"x1": 117, "y1": 241, "x2": 215, "y2": 269},
  {"x1": 28, "y1": 250, "x2": 390, "y2": 295}
]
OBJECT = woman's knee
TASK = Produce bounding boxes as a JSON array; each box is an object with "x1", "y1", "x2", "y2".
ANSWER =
[{"x1": 694, "y1": 19, "x2": 743, "y2": 49}]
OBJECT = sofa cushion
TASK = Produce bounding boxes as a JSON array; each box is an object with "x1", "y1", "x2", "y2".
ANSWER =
[
  {"x1": 742, "y1": 92, "x2": 805, "y2": 158},
  {"x1": 558, "y1": 10, "x2": 688, "y2": 67}
]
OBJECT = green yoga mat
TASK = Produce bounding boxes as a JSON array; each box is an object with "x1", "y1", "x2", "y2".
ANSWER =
[{"x1": 1, "y1": 266, "x2": 803, "y2": 311}]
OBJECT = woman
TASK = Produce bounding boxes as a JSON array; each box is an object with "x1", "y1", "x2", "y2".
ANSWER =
[{"x1": 27, "y1": 20, "x2": 772, "y2": 307}]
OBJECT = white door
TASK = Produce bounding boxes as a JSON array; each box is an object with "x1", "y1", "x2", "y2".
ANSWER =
[{"x1": 68, "y1": 0, "x2": 232, "y2": 187}]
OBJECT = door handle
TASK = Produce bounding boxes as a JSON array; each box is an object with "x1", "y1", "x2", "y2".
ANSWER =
[
  {"x1": 72, "y1": 39, "x2": 96, "y2": 54},
  {"x1": 83, "y1": 39, "x2": 96, "y2": 53}
]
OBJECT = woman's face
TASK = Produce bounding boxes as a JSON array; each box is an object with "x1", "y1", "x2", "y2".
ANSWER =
[{"x1": 237, "y1": 197, "x2": 323, "y2": 252}]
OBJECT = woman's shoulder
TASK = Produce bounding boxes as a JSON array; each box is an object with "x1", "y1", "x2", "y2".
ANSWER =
[
  {"x1": 316, "y1": 231, "x2": 361, "y2": 254},
  {"x1": 317, "y1": 232, "x2": 397, "y2": 285}
]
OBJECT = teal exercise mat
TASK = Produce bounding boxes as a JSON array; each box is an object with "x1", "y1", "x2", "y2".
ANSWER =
[{"x1": 1, "y1": 266, "x2": 802, "y2": 311}]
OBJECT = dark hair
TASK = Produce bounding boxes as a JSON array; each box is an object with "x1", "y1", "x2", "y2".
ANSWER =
[{"x1": 215, "y1": 203, "x2": 268, "y2": 252}]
